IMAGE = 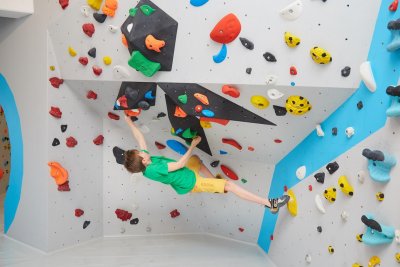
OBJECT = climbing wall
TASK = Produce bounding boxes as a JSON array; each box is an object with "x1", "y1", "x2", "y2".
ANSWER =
[
  {"x1": 268, "y1": 119, "x2": 400, "y2": 266},
  {"x1": 0, "y1": 105, "x2": 10, "y2": 195}
]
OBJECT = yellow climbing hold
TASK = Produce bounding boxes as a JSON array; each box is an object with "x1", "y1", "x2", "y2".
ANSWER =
[
  {"x1": 68, "y1": 46, "x2": 77, "y2": 57},
  {"x1": 368, "y1": 256, "x2": 380, "y2": 267},
  {"x1": 285, "y1": 95, "x2": 312, "y2": 115},
  {"x1": 352, "y1": 263, "x2": 363, "y2": 267},
  {"x1": 327, "y1": 246, "x2": 334, "y2": 254},
  {"x1": 286, "y1": 189, "x2": 297, "y2": 216},
  {"x1": 250, "y1": 95, "x2": 269, "y2": 109},
  {"x1": 395, "y1": 252, "x2": 400, "y2": 263},
  {"x1": 49, "y1": 66, "x2": 55, "y2": 71},
  {"x1": 323, "y1": 187, "x2": 337, "y2": 203},
  {"x1": 103, "y1": 56, "x2": 112, "y2": 65},
  {"x1": 310, "y1": 46, "x2": 332, "y2": 64},
  {"x1": 338, "y1": 175, "x2": 354, "y2": 196},
  {"x1": 356, "y1": 234, "x2": 363, "y2": 242},
  {"x1": 284, "y1": 32, "x2": 301, "y2": 48},
  {"x1": 200, "y1": 121, "x2": 212, "y2": 129},
  {"x1": 87, "y1": 0, "x2": 103, "y2": 10}
]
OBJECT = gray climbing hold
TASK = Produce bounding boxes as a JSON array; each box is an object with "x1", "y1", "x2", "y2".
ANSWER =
[
  {"x1": 246, "y1": 67, "x2": 252, "y2": 74},
  {"x1": 263, "y1": 52, "x2": 277, "y2": 62},
  {"x1": 125, "y1": 86, "x2": 139, "y2": 100},
  {"x1": 239, "y1": 37, "x2": 254, "y2": 50},
  {"x1": 138, "y1": 100, "x2": 150, "y2": 110},
  {"x1": 341, "y1": 66, "x2": 351, "y2": 77}
]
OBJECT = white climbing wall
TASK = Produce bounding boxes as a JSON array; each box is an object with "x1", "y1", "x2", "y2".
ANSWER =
[{"x1": 268, "y1": 118, "x2": 400, "y2": 266}]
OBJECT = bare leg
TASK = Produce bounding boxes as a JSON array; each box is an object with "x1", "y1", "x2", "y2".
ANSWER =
[
  {"x1": 199, "y1": 163, "x2": 215, "y2": 178},
  {"x1": 224, "y1": 180, "x2": 272, "y2": 207}
]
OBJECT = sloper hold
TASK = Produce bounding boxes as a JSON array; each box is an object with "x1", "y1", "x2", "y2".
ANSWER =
[{"x1": 210, "y1": 13, "x2": 241, "y2": 44}]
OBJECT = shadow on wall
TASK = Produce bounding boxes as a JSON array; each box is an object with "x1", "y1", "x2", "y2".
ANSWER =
[
  {"x1": 0, "y1": 105, "x2": 11, "y2": 194},
  {"x1": 0, "y1": 73, "x2": 23, "y2": 234},
  {"x1": 0, "y1": 17, "x2": 28, "y2": 46}
]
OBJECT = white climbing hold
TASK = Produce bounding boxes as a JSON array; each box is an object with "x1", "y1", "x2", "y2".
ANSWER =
[
  {"x1": 279, "y1": 0, "x2": 303, "y2": 21},
  {"x1": 341, "y1": 211, "x2": 349, "y2": 221},
  {"x1": 345, "y1": 127, "x2": 355, "y2": 138},
  {"x1": 265, "y1": 74, "x2": 278, "y2": 85},
  {"x1": 395, "y1": 229, "x2": 400, "y2": 244},
  {"x1": 108, "y1": 25, "x2": 118, "y2": 33},
  {"x1": 127, "y1": 23, "x2": 133, "y2": 33},
  {"x1": 316, "y1": 124, "x2": 325, "y2": 137},
  {"x1": 267, "y1": 89, "x2": 284, "y2": 100},
  {"x1": 305, "y1": 254, "x2": 312, "y2": 263},
  {"x1": 113, "y1": 65, "x2": 130, "y2": 79},
  {"x1": 120, "y1": 227, "x2": 126, "y2": 234},
  {"x1": 296, "y1": 166, "x2": 306, "y2": 180},
  {"x1": 315, "y1": 194, "x2": 326, "y2": 214},
  {"x1": 360, "y1": 61, "x2": 376, "y2": 93},
  {"x1": 80, "y1": 6, "x2": 90, "y2": 17},
  {"x1": 357, "y1": 170, "x2": 365, "y2": 184}
]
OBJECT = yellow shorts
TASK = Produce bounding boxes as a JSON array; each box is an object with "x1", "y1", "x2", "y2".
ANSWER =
[{"x1": 186, "y1": 156, "x2": 227, "y2": 194}]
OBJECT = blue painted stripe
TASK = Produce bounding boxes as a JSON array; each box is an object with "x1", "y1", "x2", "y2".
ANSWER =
[
  {"x1": 258, "y1": 0, "x2": 400, "y2": 253},
  {"x1": 0, "y1": 73, "x2": 24, "y2": 233}
]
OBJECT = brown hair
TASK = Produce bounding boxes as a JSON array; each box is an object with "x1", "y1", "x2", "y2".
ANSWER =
[{"x1": 124, "y1": 149, "x2": 146, "y2": 173}]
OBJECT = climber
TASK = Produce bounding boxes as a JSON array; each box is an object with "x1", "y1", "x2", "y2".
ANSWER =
[{"x1": 122, "y1": 115, "x2": 290, "y2": 213}]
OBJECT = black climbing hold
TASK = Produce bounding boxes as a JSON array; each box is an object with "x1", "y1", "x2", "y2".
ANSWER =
[
  {"x1": 386, "y1": 85, "x2": 400, "y2": 96},
  {"x1": 157, "y1": 112, "x2": 166, "y2": 118},
  {"x1": 210, "y1": 160, "x2": 220, "y2": 168},
  {"x1": 361, "y1": 215, "x2": 382, "y2": 232},
  {"x1": 263, "y1": 52, "x2": 277, "y2": 62},
  {"x1": 387, "y1": 18, "x2": 400, "y2": 30},
  {"x1": 273, "y1": 105, "x2": 287, "y2": 116},
  {"x1": 130, "y1": 116, "x2": 138, "y2": 122},
  {"x1": 52, "y1": 138, "x2": 60, "y2": 146},
  {"x1": 246, "y1": 67, "x2": 252, "y2": 74},
  {"x1": 357, "y1": 101, "x2": 363, "y2": 110},
  {"x1": 239, "y1": 37, "x2": 254, "y2": 50},
  {"x1": 314, "y1": 172, "x2": 325, "y2": 184},
  {"x1": 93, "y1": 12, "x2": 107, "y2": 23},
  {"x1": 61, "y1": 125, "x2": 67, "y2": 133},
  {"x1": 113, "y1": 146, "x2": 126, "y2": 165},
  {"x1": 138, "y1": 100, "x2": 150, "y2": 110},
  {"x1": 341, "y1": 66, "x2": 351, "y2": 77},
  {"x1": 326, "y1": 161, "x2": 339, "y2": 174},
  {"x1": 130, "y1": 218, "x2": 139, "y2": 225},
  {"x1": 88, "y1": 47, "x2": 97, "y2": 58},
  {"x1": 83, "y1": 220, "x2": 91, "y2": 229},
  {"x1": 317, "y1": 226, "x2": 322, "y2": 233},
  {"x1": 362, "y1": 148, "x2": 384, "y2": 161},
  {"x1": 332, "y1": 127, "x2": 338, "y2": 136}
]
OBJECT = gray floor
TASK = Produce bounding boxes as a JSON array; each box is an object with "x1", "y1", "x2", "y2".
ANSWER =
[{"x1": 0, "y1": 195, "x2": 276, "y2": 267}]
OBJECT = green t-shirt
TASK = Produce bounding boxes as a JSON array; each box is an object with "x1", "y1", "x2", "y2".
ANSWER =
[{"x1": 142, "y1": 151, "x2": 196, "y2": 195}]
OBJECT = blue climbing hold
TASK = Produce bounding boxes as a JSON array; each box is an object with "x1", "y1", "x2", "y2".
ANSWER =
[
  {"x1": 175, "y1": 128, "x2": 183, "y2": 135},
  {"x1": 145, "y1": 90, "x2": 155, "y2": 100},
  {"x1": 201, "y1": 109, "x2": 215, "y2": 117},
  {"x1": 213, "y1": 44, "x2": 227, "y2": 64},
  {"x1": 166, "y1": 140, "x2": 188, "y2": 155},
  {"x1": 363, "y1": 152, "x2": 396, "y2": 183},
  {"x1": 386, "y1": 96, "x2": 400, "y2": 116},
  {"x1": 290, "y1": 82, "x2": 296, "y2": 86},
  {"x1": 361, "y1": 214, "x2": 395, "y2": 245},
  {"x1": 219, "y1": 150, "x2": 228, "y2": 155},
  {"x1": 190, "y1": 0, "x2": 209, "y2": 7}
]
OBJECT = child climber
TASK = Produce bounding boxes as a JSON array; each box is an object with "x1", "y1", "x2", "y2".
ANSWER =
[{"x1": 123, "y1": 116, "x2": 289, "y2": 214}]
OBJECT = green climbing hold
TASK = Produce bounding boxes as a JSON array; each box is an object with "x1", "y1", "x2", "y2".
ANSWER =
[
  {"x1": 140, "y1": 5, "x2": 155, "y2": 16},
  {"x1": 129, "y1": 7, "x2": 138, "y2": 17},
  {"x1": 178, "y1": 94, "x2": 188, "y2": 104},
  {"x1": 241, "y1": 178, "x2": 247, "y2": 183},
  {"x1": 182, "y1": 128, "x2": 197, "y2": 139},
  {"x1": 128, "y1": 51, "x2": 161, "y2": 77}
]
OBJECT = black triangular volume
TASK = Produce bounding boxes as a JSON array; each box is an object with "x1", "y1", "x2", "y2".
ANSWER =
[{"x1": 114, "y1": 82, "x2": 157, "y2": 110}]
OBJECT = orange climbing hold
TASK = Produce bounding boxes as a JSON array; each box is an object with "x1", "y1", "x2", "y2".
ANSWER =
[
  {"x1": 210, "y1": 13, "x2": 241, "y2": 44},
  {"x1": 248, "y1": 146, "x2": 255, "y2": 151},
  {"x1": 221, "y1": 164, "x2": 239, "y2": 180},
  {"x1": 102, "y1": 0, "x2": 118, "y2": 17},
  {"x1": 124, "y1": 109, "x2": 141, "y2": 117},
  {"x1": 48, "y1": 162, "x2": 69, "y2": 186},
  {"x1": 222, "y1": 138, "x2": 242, "y2": 150},
  {"x1": 222, "y1": 85, "x2": 240, "y2": 98},
  {"x1": 194, "y1": 93, "x2": 209, "y2": 105},
  {"x1": 174, "y1": 106, "x2": 187, "y2": 118},
  {"x1": 200, "y1": 117, "x2": 229, "y2": 126},
  {"x1": 145, "y1": 35, "x2": 165, "y2": 53},
  {"x1": 122, "y1": 34, "x2": 128, "y2": 47}
]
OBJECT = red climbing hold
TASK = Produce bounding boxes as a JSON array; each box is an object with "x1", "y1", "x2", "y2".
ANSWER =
[
  {"x1": 49, "y1": 106, "x2": 62, "y2": 118},
  {"x1": 222, "y1": 138, "x2": 242, "y2": 150},
  {"x1": 238, "y1": 227, "x2": 244, "y2": 232},
  {"x1": 210, "y1": 13, "x2": 241, "y2": 44},
  {"x1": 124, "y1": 109, "x2": 141, "y2": 117},
  {"x1": 170, "y1": 209, "x2": 181, "y2": 218},
  {"x1": 0, "y1": 168, "x2": 3, "y2": 180},
  {"x1": 247, "y1": 146, "x2": 255, "y2": 151},
  {"x1": 200, "y1": 117, "x2": 229, "y2": 126},
  {"x1": 308, "y1": 185, "x2": 313, "y2": 191},
  {"x1": 115, "y1": 209, "x2": 132, "y2": 221},
  {"x1": 59, "y1": 0, "x2": 69, "y2": 9},
  {"x1": 270, "y1": 235, "x2": 274, "y2": 241},
  {"x1": 79, "y1": 56, "x2": 89, "y2": 66},
  {"x1": 274, "y1": 139, "x2": 282, "y2": 143},
  {"x1": 389, "y1": 0, "x2": 398, "y2": 11},
  {"x1": 284, "y1": 185, "x2": 288, "y2": 192},
  {"x1": 221, "y1": 165, "x2": 238, "y2": 180},
  {"x1": 108, "y1": 112, "x2": 120, "y2": 120},
  {"x1": 58, "y1": 181, "x2": 71, "y2": 191},
  {"x1": 222, "y1": 85, "x2": 240, "y2": 98},
  {"x1": 155, "y1": 141, "x2": 166, "y2": 150},
  {"x1": 290, "y1": 66, "x2": 297, "y2": 75},
  {"x1": 82, "y1": 23, "x2": 95, "y2": 37},
  {"x1": 86, "y1": 90, "x2": 97, "y2": 100},
  {"x1": 195, "y1": 105, "x2": 203, "y2": 113},
  {"x1": 92, "y1": 65, "x2": 103, "y2": 76},
  {"x1": 66, "y1": 136, "x2": 78, "y2": 148},
  {"x1": 117, "y1": 95, "x2": 128, "y2": 108},
  {"x1": 75, "y1": 209, "x2": 84, "y2": 217},
  {"x1": 93, "y1": 135, "x2": 104, "y2": 145},
  {"x1": 49, "y1": 77, "x2": 64, "y2": 88}
]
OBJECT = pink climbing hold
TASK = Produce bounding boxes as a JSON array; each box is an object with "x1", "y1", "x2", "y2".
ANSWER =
[
  {"x1": 93, "y1": 135, "x2": 104, "y2": 145},
  {"x1": 75, "y1": 209, "x2": 84, "y2": 217},
  {"x1": 92, "y1": 66, "x2": 103, "y2": 76},
  {"x1": 49, "y1": 77, "x2": 64, "y2": 88},
  {"x1": 170, "y1": 209, "x2": 181, "y2": 218},
  {"x1": 86, "y1": 90, "x2": 97, "y2": 100},
  {"x1": 308, "y1": 185, "x2": 313, "y2": 191},
  {"x1": 59, "y1": 0, "x2": 69, "y2": 9},
  {"x1": 115, "y1": 209, "x2": 132, "y2": 221},
  {"x1": 49, "y1": 106, "x2": 62, "y2": 118},
  {"x1": 79, "y1": 56, "x2": 89, "y2": 66},
  {"x1": 82, "y1": 23, "x2": 95, "y2": 37}
]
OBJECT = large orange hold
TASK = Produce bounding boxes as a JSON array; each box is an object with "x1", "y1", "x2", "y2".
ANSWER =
[
  {"x1": 210, "y1": 13, "x2": 241, "y2": 44},
  {"x1": 145, "y1": 35, "x2": 165, "y2": 53},
  {"x1": 48, "y1": 162, "x2": 69, "y2": 185}
]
